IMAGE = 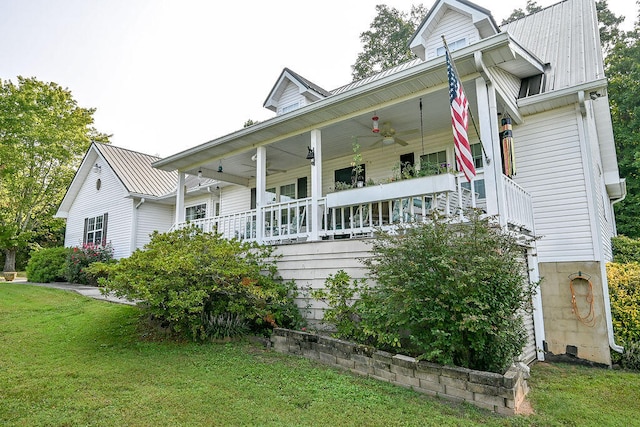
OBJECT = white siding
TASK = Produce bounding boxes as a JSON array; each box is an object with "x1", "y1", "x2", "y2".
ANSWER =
[
  {"x1": 274, "y1": 240, "x2": 372, "y2": 322},
  {"x1": 489, "y1": 66, "x2": 522, "y2": 104},
  {"x1": 585, "y1": 102, "x2": 614, "y2": 261},
  {"x1": 64, "y1": 161, "x2": 133, "y2": 259},
  {"x1": 514, "y1": 106, "x2": 595, "y2": 262},
  {"x1": 219, "y1": 185, "x2": 251, "y2": 215},
  {"x1": 277, "y1": 82, "x2": 306, "y2": 114},
  {"x1": 136, "y1": 202, "x2": 173, "y2": 250},
  {"x1": 423, "y1": 9, "x2": 479, "y2": 60}
]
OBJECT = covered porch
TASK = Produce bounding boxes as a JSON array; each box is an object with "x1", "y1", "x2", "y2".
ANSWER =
[
  {"x1": 154, "y1": 34, "x2": 542, "y2": 245},
  {"x1": 172, "y1": 171, "x2": 533, "y2": 244}
]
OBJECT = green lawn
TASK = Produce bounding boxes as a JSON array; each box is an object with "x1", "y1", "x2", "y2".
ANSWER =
[{"x1": 1, "y1": 284, "x2": 638, "y2": 426}]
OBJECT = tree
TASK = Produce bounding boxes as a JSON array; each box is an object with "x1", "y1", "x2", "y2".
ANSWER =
[
  {"x1": 501, "y1": 0, "x2": 542, "y2": 25},
  {"x1": 0, "y1": 76, "x2": 108, "y2": 272},
  {"x1": 607, "y1": 22, "x2": 640, "y2": 237},
  {"x1": 597, "y1": 0, "x2": 626, "y2": 55},
  {"x1": 351, "y1": 4, "x2": 427, "y2": 81}
]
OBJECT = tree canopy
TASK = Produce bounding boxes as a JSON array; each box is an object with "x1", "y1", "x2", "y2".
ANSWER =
[
  {"x1": 501, "y1": 0, "x2": 542, "y2": 25},
  {"x1": 0, "y1": 76, "x2": 108, "y2": 272},
  {"x1": 607, "y1": 22, "x2": 640, "y2": 237},
  {"x1": 351, "y1": 4, "x2": 426, "y2": 81}
]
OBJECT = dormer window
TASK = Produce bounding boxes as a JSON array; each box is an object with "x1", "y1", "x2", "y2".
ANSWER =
[
  {"x1": 436, "y1": 38, "x2": 467, "y2": 57},
  {"x1": 518, "y1": 74, "x2": 545, "y2": 98},
  {"x1": 278, "y1": 101, "x2": 301, "y2": 115}
]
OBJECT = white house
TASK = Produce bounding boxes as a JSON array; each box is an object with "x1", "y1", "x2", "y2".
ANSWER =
[
  {"x1": 55, "y1": 142, "x2": 220, "y2": 259},
  {"x1": 59, "y1": 0, "x2": 625, "y2": 366}
]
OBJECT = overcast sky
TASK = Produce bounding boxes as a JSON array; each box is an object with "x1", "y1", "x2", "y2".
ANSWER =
[{"x1": 0, "y1": 0, "x2": 635, "y2": 157}]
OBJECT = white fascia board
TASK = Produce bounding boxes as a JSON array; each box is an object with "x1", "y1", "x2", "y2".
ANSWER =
[{"x1": 153, "y1": 34, "x2": 533, "y2": 173}]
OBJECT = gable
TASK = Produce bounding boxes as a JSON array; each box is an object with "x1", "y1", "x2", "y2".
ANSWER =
[
  {"x1": 409, "y1": 0, "x2": 499, "y2": 61},
  {"x1": 263, "y1": 68, "x2": 331, "y2": 114}
]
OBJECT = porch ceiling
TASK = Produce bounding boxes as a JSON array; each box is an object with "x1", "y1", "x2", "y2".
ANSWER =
[{"x1": 153, "y1": 32, "x2": 541, "y2": 184}]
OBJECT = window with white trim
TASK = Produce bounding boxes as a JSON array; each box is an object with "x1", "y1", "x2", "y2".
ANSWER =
[
  {"x1": 436, "y1": 38, "x2": 467, "y2": 57},
  {"x1": 84, "y1": 213, "x2": 108, "y2": 246},
  {"x1": 278, "y1": 101, "x2": 300, "y2": 115},
  {"x1": 186, "y1": 203, "x2": 207, "y2": 221}
]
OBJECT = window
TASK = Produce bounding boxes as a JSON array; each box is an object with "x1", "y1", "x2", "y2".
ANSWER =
[
  {"x1": 470, "y1": 143, "x2": 484, "y2": 169},
  {"x1": 436, "y1": 38, "x2": 467, "y2": 56},
  {"x1": 186, "y1": 203, "x2": 207, "y2": 221},
  {"x1": 84, "y1": 213, "x2": 108, "y2": 246},
  {"x1": 420, "y1": 150, "x2": 448, "y2": 174},
  {"x1": 334, "y1": 164, "x2": 366, "y2": 186},
  {"x1": 280, "y1": 183, "x2": 296, "y2": 202},
  {"x1": 518, "y1": 74, "x2": 544, "y2": 98},
  {"x1": 400, "y1": 152, "x2": 415, "y2": 175},
  {"x1": 278, "y1": 101, "x2": 300, "y2": 115},
  {"x1": 461, "y1": 179, "x2": 486, "y2": 199}
]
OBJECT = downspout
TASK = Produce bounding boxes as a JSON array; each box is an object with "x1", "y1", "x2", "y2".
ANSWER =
[
  {"x1": 578, "y1": 92, "x2": 623, "y2": 354},
  {"x1": 130, "y1": 198, "x2": 146, "y2": 255}
]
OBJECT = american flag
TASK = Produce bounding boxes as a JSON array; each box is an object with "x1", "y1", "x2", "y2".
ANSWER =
[{"x1": 446, "y1": 50, "x2": 476, "y2": 182}]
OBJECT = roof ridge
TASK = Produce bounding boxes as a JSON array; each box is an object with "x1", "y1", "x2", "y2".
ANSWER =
[{"x1": 94, "y1": 141, "x2": 162, "y2": 161}]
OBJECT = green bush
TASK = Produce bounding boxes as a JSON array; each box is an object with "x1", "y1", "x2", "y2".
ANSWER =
[
  {"x1": 621, "y1": 341, "x2": 640, "y2": 371},
  {"x1": 317, "y1": 211, "x2": 537, "y2": 374},
  {"x1": 312, "y1": 270, "x2": 368, "y2": 341},
  {"x1": 607, "y1": 262, "x2": 640, "y2": 344},
  {"x1": 100, "y1": 227, "x2": 304, "y2": 341},
  {"x1": 612, "y1": 236, "x2": 640, "y2": 263},
  {"x1": 66, "y1": 243, "x2": 114, "y2": 285},
  {"x1": 26, "y1": 246, "x2": 69, "y2": 283}
]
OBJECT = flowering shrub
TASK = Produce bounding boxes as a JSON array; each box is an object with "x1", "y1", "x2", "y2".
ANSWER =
[{"x1": 65, "y1": 243, "x2": 114, "y2": 285}]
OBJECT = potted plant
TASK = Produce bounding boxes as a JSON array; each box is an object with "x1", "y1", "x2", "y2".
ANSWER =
[
  {"x1": 351, "y1": 142, "x2": 364, "y2": 187},
  {"x1": 3, "y1": 271, "x2": 17, "y2": 282}
]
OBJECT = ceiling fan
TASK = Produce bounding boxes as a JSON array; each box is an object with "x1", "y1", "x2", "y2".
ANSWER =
[
  {"x1": 241, "y1": 160, "x2": 286, "y2": 176},
  {"x1": 361, "y1": 121, "x2": 418, "y2": 147}
]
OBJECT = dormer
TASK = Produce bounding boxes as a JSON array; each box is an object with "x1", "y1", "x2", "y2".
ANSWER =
[
  {"x1": 408, "y1": 0, "x2": 500, "y2": 61},
  {"x1": 263, "y1": 68, "x2": 331, "y2": 115}
]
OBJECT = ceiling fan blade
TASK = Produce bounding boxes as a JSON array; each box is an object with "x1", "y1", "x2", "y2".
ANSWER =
[
  {"x1": 396, "y1": 128, "x2": 419, "y2": 136},
  {"x1": 395, "y1": 138, "x2": 409, "y2": 146}
]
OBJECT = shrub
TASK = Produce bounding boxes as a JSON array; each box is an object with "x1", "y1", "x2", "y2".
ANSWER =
[
  {"x1": 621, "y1": 341, "x2": 640, "y2": 371},
  {"x1": 607, "y1": 262, "x2": 640, "y2": 344},
  {"x1": 100, "y1": 227, "x2": 304, "y2": 341},
  {"x1": 320, "y1": 210, "x2": 536, "y2": 374},
  {"x1": 312, "y1": 270, "x2": 367, "y2": 341},
  {"x1": 66, "y1": 243, "x2": 114, "y2": 285},
  {"x1": 26, "y1": 246, "x2": 69, "y2": 283},
  {"x1": 612, "y1": 236, "x2": 640, "y2": 263}
]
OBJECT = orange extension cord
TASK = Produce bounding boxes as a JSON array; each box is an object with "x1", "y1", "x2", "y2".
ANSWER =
[{"x1": 569, "y1": 274, "x2": 596, "y2": 327}]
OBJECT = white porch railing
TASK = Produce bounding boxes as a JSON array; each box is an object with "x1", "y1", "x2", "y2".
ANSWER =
[
  {"x1": 172, "y1": 173, "x2": 533, "y2": 242},
  {"x1": 502, "y1": 175, "x2": 534, "y2": 232}
]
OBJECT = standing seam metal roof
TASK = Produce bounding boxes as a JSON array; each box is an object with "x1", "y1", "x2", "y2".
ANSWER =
[
  {"x1": 94, "y1": 143, "x2": 178, "y2": 197},
  {"x1": 500, "y1": 0, "x2": 604, "y2": 92}
]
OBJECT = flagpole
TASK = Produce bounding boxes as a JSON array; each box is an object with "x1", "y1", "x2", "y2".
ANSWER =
[{"x1": 441, "y1": 35, "x2": 491, "y2": 165}]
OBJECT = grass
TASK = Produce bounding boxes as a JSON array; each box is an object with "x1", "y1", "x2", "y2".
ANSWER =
[{"x1": 1, "y1": 284, "x2": 639, "y2": 426}]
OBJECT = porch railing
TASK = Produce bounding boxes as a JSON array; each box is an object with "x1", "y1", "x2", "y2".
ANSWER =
[
  {"x1": 172, "y1": 173, "x2": 533, "y2": 242},
  {"x1": 502, "y1": 175, "x2": 534, "y2": 232}
]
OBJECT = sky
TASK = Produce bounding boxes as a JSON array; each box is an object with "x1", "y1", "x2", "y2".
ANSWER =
[{"x1": 0, "y1": 0, "x2": 636, "y2": 158}]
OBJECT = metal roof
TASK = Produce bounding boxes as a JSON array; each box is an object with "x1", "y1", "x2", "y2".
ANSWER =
[
  {"x1": 500, "y1": 0, "x2": 605, "y2": 92},
  {"x1": 94, "y1": 143, "x2": 178, "y2": 197}
]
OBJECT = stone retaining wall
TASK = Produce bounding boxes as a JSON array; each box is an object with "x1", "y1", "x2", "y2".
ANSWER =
[{"x1": 271, "y1": 328, "x2": 530, "y2": 415}]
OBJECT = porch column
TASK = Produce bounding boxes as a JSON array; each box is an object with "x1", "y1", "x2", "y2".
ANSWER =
[
  {"x1": 175, "y1": 172, "x2": 186, "y2": 223},
  {"x1": 255, "y1": 146, "x2": 266, "y2": 243},
  {"x1": 310, "y1": 129, "x2": 322, "y2": 241},
  {"x1": 475, "y1": 77, "x2": 507, "y2": 227}
]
